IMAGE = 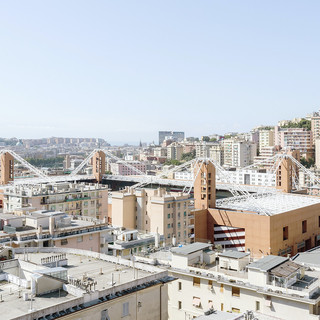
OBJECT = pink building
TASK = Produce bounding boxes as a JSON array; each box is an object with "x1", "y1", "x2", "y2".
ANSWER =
[{"x1": 274, "y1": 126, "x2": 313, "y2": 154}]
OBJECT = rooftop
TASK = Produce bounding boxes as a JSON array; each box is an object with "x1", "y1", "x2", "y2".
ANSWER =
[
  {"x1": 248, "y1": 255, "x2": 288, "y2": 272},
  {"x1": 216, "y1": 193, "x2": 320, "y2": 215},
  {"x1": 0, "y1": 248, "x2": 170, "y2": 320},
  {"x1": 219, "y1": 251, "x2": 250, "y2": 259},
  {"x1": 171, "y1": 242, "x2": 212, "y2": 256}
]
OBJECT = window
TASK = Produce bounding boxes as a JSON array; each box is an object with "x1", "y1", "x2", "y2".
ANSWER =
[
  {"x1": 193, "y1": 277, "x2": 200, "y2": 287},
  {"x1": 167, "y1": 204, "x2": 170, "y2": 208},
  {"x1": 184, "y1": 211, "x2": 187, "y2": 217},
  {"x1": 232, "y1": 308, "x2": 240, "y2": 313},
  {"x1": 220, "y1": 284, "x2": 224, "y2": 293},
  {"x1": 167, "y1": 224, "x2": 171, "y2": 229},
  {"x1": 221, "y1": 303, "x2": 224, "y2": 311},
  {"x1": 178, "y1": 301, "x2": 182, "y2": 310},
  {"x1": 167, "y1": 214, "x2": 170, "y2": 219},
  {"x1": 192, "y1": 296, "x2": 201, "y2": 308},
  {"x1": 178, "y1": 212, "x2": 180, "y2": 218},
  {"x1": 178, "y1": 222, "x2": 181, "y2": 229},
  {"x1": 208, "y1": 280, "x2": 212, "y2": 289},
  {"x1": 178, "y1": 203, "x2": 180, "y2": 208},
  {"x1": 256, "y1": 301, "x2": 260, "y2": 311},
  {"x1": 77, "y1": 236, "x2": 83, "y2": 242},
  {"x1": 302, "y1": 220, "x2": 307, "y2": 233},
  {"x1": 318, "y1": 216, "x2": 320, "y2": 228},
  {"x1": 61, "y1": 239, "x2": 68, "y2": 245},
  {"x1": 122, "y1": 302, "x2": 129, "y2": 317},
  {"x1": 232, "y1": 286, "x2": 240, "y2": 297},
  {"x1": 283, "y1": 226, "x2": 288, "y2": 240},
  {"x1": 178, "y1": 282, "x2": 182, "y2": 290}
]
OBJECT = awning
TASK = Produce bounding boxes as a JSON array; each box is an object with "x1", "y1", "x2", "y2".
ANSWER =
[{"x1": 193, "y1": 297, "x2": 201, "y2": 307}]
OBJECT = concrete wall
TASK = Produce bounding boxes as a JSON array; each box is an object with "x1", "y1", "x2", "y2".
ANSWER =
[{"x1": 54, "y1": 232, "x2": 100, "y2": 252}]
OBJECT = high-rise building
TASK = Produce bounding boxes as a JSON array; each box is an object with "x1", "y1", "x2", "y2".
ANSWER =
[
  {"x1": 259, "y1": 129, "x2": 274, "y2": 152},
  {"x1": 274, "y1": 126, "x2": 313, "y2": 155},
  {"x1": 159, "y1": 131, "x2": 185, "y2": 145},
  {"x1": 167, "y1": 142, "x2": 183, "y2": 161},
  {"x1": 222, "y1": 139, "x2": 257, "y2": 168}
]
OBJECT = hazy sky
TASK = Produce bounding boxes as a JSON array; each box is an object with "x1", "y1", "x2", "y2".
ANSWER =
[{"x1": 1, "y1": 1, "x2": 320, "y2": 145}]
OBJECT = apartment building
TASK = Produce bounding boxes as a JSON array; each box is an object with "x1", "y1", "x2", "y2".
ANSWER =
[
  {"x1": 0, "y1": 247, "x2": 172, "y2": 320},
  {"x1": 166, "y1": 243, "x2": 320, "y2": 320},
  {"x1": 159, "y1": 131, "x2": 185, "y2": 144},
  {"x1": 153, "y1": 147, "x2": 167, "y2": 157},
  {"x1": 167, "y1": 142, "x2": 184, "y2": 161},
  {"x1": 2, "y1": 182, "x2": 108, "y2": 220},
  {"x1": 110, "y1": 161, "x2": 146, "y2": 175},
  {"x1": 274, "y1": 126, "x2": 313, "y2": 156},
  {"x1": 311, "y1": 111, "x2": 320, "y2": 144},
  {"x1": 209, "y1": 144, "x2": 224, "y2": 165},
  {"x1": 0, "y1": 210, "x2": 111, "y2": 253},
  {"x1": 258, "y1": 129, "x2": 274, "y2": 152},
  {"x1": 111, "y1": 187, "x2": 192, "y2": 245},
  {"x1": 195, "y1": 142, "x2": 217, "y2": 158},
  {"x1": 222, "y1": 139, "x2": 257, "y2": 168}
]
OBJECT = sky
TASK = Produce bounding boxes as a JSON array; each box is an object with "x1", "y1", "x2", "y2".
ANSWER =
[{"x1": 1, "y1": 1, "x2": 320, "y2": 145}]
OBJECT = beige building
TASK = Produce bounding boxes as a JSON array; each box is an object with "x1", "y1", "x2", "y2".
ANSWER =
[
  {"x1": 112, "y1": 187, "x2": 192, "y2": 245},
  {"x1": 167, "y1": 142, "x2": 183, "y2": 161},
  {"x1": 259, "y1": 129, "x2": 274, "y2": 152},
  {"x1": 209, "y1": 144, "x2": 224, "y2": 165},
  {"x1": 3, "y1": 182, "x2": 108, "y2": 221}
]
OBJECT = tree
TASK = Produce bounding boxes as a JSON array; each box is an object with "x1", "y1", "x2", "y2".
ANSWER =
[
  {"x1": 181, "y1": 150, "x2": 196, "y2": 161},
  {"x1": 202, "y1": 136, "x2": 210, "y2": 142},
  {"x1": 164, "y1": 159, "x2": 181, "y2": 166}
]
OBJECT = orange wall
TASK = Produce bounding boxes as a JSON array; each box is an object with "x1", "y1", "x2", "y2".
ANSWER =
[
  {"x1": 208, "y1": 208, "x2": 271, "y2": 258},
  {"x1": 194, "y1": 209, "x2": 208, "y2": 242},
  {"x1": 270, "y1": 203, "x2": 320, "y2": 255}
]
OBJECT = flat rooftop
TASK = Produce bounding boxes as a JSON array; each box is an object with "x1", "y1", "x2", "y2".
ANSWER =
[
  {"x1": 0, "y1": 249, "x2": 167, "y2": 320},
  {"x1": 216, "y1": 193, "x2": 320, "y2": 215}
]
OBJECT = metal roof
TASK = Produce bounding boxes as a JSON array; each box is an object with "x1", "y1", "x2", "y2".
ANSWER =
[
  {"x1": 270, "y1": 261, "x2": 301, "y2": 278},
  {"x1": 171, "y1": 242, "x2": 212, "y2": 256},
  {"x1": 219, "y1": 251, "x2": 250, "y2": 259},
  {"x1": 248, "y1": 255, "x2": 288, "y2": 272},
  {"x1": 216, "y1": 193, "x2": 320, "y2": 216},
  {"x1": 292, "y1": 247, "x2": 320, "y2": 267}
]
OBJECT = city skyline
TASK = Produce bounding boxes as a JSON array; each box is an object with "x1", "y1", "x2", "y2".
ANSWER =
[{"x1": 1, "y1": 1, "x2": 320, "y2": 144}]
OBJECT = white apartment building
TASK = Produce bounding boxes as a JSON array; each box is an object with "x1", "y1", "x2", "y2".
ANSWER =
[
  {"x1": 2, "y1": 182, "x2": 108, "y2": 220},
  {"x1": 217, "y1": 169, "x2": 276, "y2": 187},
  {"x1": 166, "y1": 243, "x2": 320, "y2": 320},
  {"x1": 259, "y1": 129, "x2": 274, "y2": 152},
  {"x1": 209, "y1": 144, "x2": 224, "y2": 165},
  {"x1": 223, "y1": 140, "x2": 257, "y2": 168},
  {"x1": 195, "y1": 142, "x2": 217, "y2": 158}
]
